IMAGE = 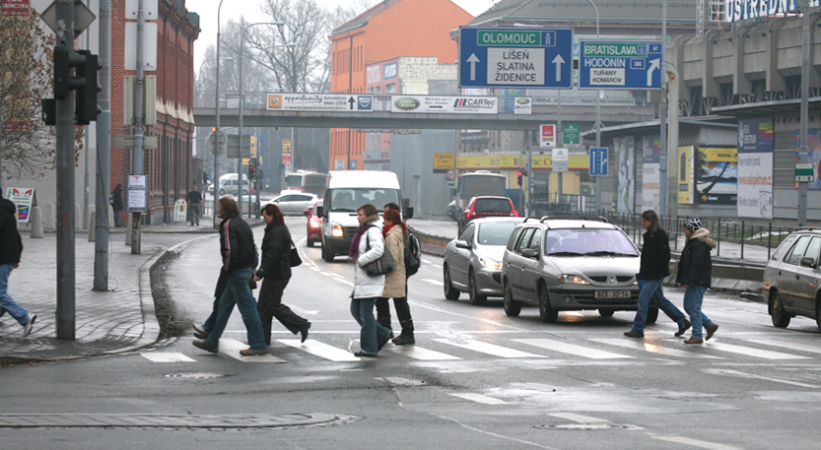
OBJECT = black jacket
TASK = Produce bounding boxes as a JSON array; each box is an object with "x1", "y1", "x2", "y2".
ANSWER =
[
  {"x1": 187, "y1": 190, "x2": 202, "y2": 205},
  {"x1": 0, "y1": 198, "x2": 23, "y2": 265},
  {"x1": 111, "y1": 186, "x2": 124, "y2": 211},
  {"x1": 638, "y1": 228, "x2": 671, "y2": 280},
  {"x1": 676, "y1": 229, "x2": 717, "y2": 288},
  {"x1": 256, "y1": 223, "x2": 292, "y2": 280},
  {"x1": 219, "y1": 214, "x2": 256, "y2": 273}
]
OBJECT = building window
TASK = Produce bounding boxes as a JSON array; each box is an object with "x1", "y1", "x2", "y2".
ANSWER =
[{"x1": 385, "y1": 83, "x2": 396, "y2": 94}]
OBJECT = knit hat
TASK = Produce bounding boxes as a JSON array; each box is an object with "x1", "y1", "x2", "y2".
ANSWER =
[{"x1": 684, "y1": 218, "x2": 702, "y2": 233}]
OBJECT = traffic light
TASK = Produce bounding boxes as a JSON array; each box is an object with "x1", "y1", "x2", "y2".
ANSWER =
[
  {"x1": 51, "y1": 46, "x2": 101, "y2": 124},
  {"x1": 517, "y1": 171, "x2": 523, "y2": 187},
  {"x1": 248, "y1": 158, "x2": 257, "y2": 180}
]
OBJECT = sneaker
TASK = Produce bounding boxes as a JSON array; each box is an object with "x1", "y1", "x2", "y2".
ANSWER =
[
  {"x1": 705, "y1": 324, "x2": 719, "y2": 341},
  {"x1": 192, "y1": 323, "x2": 205, "y2": 333},
  {"x1": 623, "y1": 330, "x2": 644, "y2": 338},
  {"x1": 675, "y1": 319, "x2": 692, "y2": 337},
  {"x1": 239, "y1": 348, "x2": 268, "y2": 356},
  {"x1": 22, "y1": 313, "x2": 36, "y2": 337},
  {"x1": 192, "y1": 339, "x2": 218, "y2": 353}
]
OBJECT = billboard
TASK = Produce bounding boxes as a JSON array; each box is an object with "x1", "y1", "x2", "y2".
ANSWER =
[
  {"x1": 267, "y1": 94, "x2": 373, "y2": 112},
  {"x1": 641, "y1": 135, "x2": 661, "y2": 213},
  {"x1": 4, "y1": 187, "x2": 33, "y2": 223},
  {"x1": 738, "y1": 118, "x2": 773, "y2": 218},
  {"x1": 390, "y1": 95, "x2": 498, "y2": 114},
  {"x1": 794, "y1": 129, "x2": 821, "y2": 190},
  {"x1": 696, "y1": 147, "x2": 738, "y2": 205},
  {"x1": 615, "y1": 136, "x2": 635, "y2": 213},
  {"x1": 677, "y1": 146, "x2": 694, "y2": 204}
]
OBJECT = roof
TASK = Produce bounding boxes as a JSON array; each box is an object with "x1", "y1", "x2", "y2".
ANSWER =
[
  {"x1": 331, "y1": 0, "x2": 404, "y2": 36},
  {"x1": 580, "y1": 117, "x2": 737, "y2": 138},
  {"x1": 520, "y1": 218, "x2": 614, "y2": 229},
  {"x1": 327, "y1": 170, "x2": 401, "y2": 189},
  {"x1": 468, "y1": 0, "x2": 698, "y2": 27}
]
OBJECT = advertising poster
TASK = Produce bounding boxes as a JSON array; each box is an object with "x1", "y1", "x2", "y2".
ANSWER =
[
  {"x1": 738, "y1": 118, "x2": 773, "y2": 218},
  {"x1": 4, "y1": 187, "x2": 34, "y2": 223},
  {"x1": 696, "y1": 147, "x2": 738, "y2": 205},
  {"x1": 641, "y1": 135, "x2": 661, "y2": 212},
  {"x1": 391, "y1": 95, "x2": 498, "y2": 114},
  {"x1": 267, "y1": 94, "x2": 373, "y2": 112},
  {"x1": 615, "y1": 136, "x2": 635, "y2": 213},
  {"x1": 677, "y1": 146, "x2": 694, "y2": 204},
  {"x1": 539, "y1": 124, "x2": 556, "y2": 149},
  {"x1": 794, "y1": 129, "x2": 821, "y2": 189}
]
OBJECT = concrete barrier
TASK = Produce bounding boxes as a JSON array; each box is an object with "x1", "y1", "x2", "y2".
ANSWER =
[
  {"x1": 75, "y1": 203, "x2": 83, "y2": 231},
  {"x1": 126, "y1": 214, "x2": 133, "y2": 245},
  {"x1": 108, "y1": 204, "x2": 115, "y2": 228},
  {"x1": 29, "y1": 206, "x2": 44, "y2": 238},
  {"x1": 44, "y1": 202, "x2": 56, "y2": 232},
  {"x1": 88, "y1": 207, "x2": 96, "y2": 242}
]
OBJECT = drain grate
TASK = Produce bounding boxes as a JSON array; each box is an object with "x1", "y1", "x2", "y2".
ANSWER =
[{"x1": 166, "y1": 372, "x2": 230, "y2": 379}]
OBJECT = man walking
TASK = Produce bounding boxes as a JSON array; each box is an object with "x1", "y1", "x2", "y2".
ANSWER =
[
  {"x1": 193, "y1": 196, "x2": 267, "y2": 356},
  {"x1": 111, "y1": 183, "x2": 124, "y2": 227},
  {"x1": 0, "y1": 192, "x2": 37, "y2": 337},
  {"x1": 186, "y1": 185, "x2": 202, "y2": 226},
  {"x1": 677, "y1": 218, "x2": 719, "y2": 344}
]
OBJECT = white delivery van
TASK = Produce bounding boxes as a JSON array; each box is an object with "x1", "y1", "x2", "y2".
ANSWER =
[{"x1": 316, "y1": 170, "x2": 412, "y2": 262}]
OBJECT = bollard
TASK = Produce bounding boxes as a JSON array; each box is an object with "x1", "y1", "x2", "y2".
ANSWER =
[
  {"x1": 717, "y1": 219, "x2": 721, "y2": 256},
  {"x1": 108, "y1": 204, "x2": 115, "y2": 228},
  {"x1": 44, "y1": 202, "x2": 56, "y2": 232},
  {"x1": 87, "y1": 204, "x2": 95, "y2": 233},
  {"x1": 741, "y1": 220, "x2": 745, "y2": 260},
  {"x1": 88, "y1": 209, "x2": 96, "y2": 242},
  {"x1": 768, "y1": 222, "x2": 772, "y2": 260},
  {"x1": 125, "y1": 214, "x2": 133, "y2": 245},
  {"x1": 29, "y1": 206, "x2": 44, "y2": 238},
  {"x1": 75, "y1": 203, "x2": 83, "y2": 231}
]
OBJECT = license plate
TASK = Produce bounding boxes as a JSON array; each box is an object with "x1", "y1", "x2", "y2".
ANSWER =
[{"x1": 594, "y1": 291, "x2": 631, "y2": 299}]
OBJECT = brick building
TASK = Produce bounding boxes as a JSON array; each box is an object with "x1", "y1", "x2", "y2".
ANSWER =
[{"x1": 328, "y1": 0, "x2": 472, "y2": 171}]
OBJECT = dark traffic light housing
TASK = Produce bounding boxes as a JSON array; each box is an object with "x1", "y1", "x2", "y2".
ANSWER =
[
  {"x1": 517, "y1": 171, "x2": 523, "y2": 187},
  {"x1": 45, "y1": 46, "x2": 101, "y2": 125},
  {"x1": 248, "y1": 158, "x2": 258, "y2": 180}
]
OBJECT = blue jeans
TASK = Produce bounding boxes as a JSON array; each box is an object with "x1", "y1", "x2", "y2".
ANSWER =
[
  {"x1": 350, "y1": 297, "x2": 392, "y2": 355},
  {"x1": 683, "y1": 286, "x2": 714, "y2": 340},
  {"x1": 0, "y1": 264, "x2": 29, "y2": 325},
  {"x1": 632, "y1": 278, "x2": 687, "y2": 332},
  {"x1": 203, "y1": 268, "x2": 267, "y2": 350}
]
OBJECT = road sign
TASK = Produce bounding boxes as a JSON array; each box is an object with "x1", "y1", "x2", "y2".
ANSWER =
[
  {"x1": 113, "y1": 135, "x2": 157, "y2": 149},
  {"x1": 434, "y1": 153, "x2": 456, "y2": 173},
  {"x1": 563, "y1": 124, "x2": 580, "y2": 144},
  {"x1": 448, "y1": 180, "x2": 456, "y2": 188},
  {"x1": 579, "y1": 41, "x2": 663, "y2": 90},
  {"x1": 553, "y1": 148, "x2": 569, "y2": 173},
  {"x1": 539, "y1": 124, "x2": 556, "y2": 149},
  {"x1": 796, "y1": 163, "x2": 814, "y2": 182},
  {"x1": 589, "y1": 147, "x2": 608, "y2": 176},
  {"x1": 227, "y1": 134, "x2": 252, "y2": 159},
  {"x1": 446, "y1": 169, "x2": 457, "y2": 181},
  {"x1": 516, "y1": 157, "x2": 526, "y2": 169},
  {"x1": 459, "y1": 27, "x2": 573, "y2": 89}
]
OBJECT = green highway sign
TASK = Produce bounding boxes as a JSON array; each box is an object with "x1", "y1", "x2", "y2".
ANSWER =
[
  {"x1": 583, "y1": 43, "x2": 650, "y2": 58},
  {"x1": 796, "y1": 163, "x2": 815, "y2": 182},
  {"x1": 477, "y1": 30, "x2": 542, "y2": 47},
  {"x1": 563, "y1": 124, "x2": 580, "y2": 145}
]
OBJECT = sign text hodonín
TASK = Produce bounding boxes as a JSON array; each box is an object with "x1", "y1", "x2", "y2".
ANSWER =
[
  {"x1": 267, "y1": 94, "x2": 374, "y2": 112},
  {"x1": 391, "y1": 95, "x2": 498, "y2": 114},
  {"x1": 579, "y1": 41, "x2": 662, "y2": 90}
]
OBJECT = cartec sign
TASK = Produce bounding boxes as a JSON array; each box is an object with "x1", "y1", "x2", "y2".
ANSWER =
[{"x1": 579, "y1": 41, "x2": 662, "y2": 90}]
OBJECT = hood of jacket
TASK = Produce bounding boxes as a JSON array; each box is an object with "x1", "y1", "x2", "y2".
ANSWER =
[
  {"x1": 0, "y1": 198, "x2": 16, "y2": 215},
  {"x1": 689, "y1": 228, "x2": 717, "y2": 249},
  {"x1": 362, "y1": 214, "x2": 380, "y2": 227}
]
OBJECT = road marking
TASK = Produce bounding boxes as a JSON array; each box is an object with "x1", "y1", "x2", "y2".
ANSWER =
[
  {"x1": 278, "y1": 339, "x2": 360, "y2": 362},
  {"x1": 141, "y1": 352, "x2": 195, "y2": 363},
  {"x1": 708, "y1": 369, "x2": 820, "y2": 389},
  {"x1": 422, "y1": 258, "x2": 435, "y2": 264},
  {"x1": 590, "y1": 338, "x2": 721, "y2": 359},
  {"x1": 385, "y1": 345, "x2": 461, "y2": 361},
  {"x1": 429, "y1": 264, "x2": 443, "y2": 269},
  {"x1": 434, "y1": 339, "x2": 543, "y2": 358},
  {"x1": 746, "y1": 338, "x2": 821, "y2": 355},
  {"x1": 515, "y1": 338, "x2": 630, "y2": 359},
  {"x1": 290, "y1": 305, "x2": 319, "y2": 315},
  {"x1": 698, "y1": 341, "x2": 809, "y2": 360},
  {"x1": 547, "y1": 412, "x2": 609, "y2": 423},
  {"x1": 422, "y1": 278, "x2": 443, "y2": 286},
  {"x1": 377, "y1": 377, "x2": 427, "y2": 386},
  {"x1": 652, "y1": 435, "x2": 741, "y2": 450},
  {"x1": 218, "y1": 339, "x2": 285, "y2": 363},
  {"x1": 449, "y1": 393, "x2": 511, "y2": 405}
]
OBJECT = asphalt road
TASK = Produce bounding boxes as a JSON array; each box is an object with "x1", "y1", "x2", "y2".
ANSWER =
[{"x1": 2, "y1": 216, "x2": 821, "y2": 449}]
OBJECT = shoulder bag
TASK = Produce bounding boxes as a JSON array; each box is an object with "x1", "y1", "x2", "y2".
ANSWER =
[
  {"x1": 364, "y1": 230, "x2": 394, "y2": 276},
  {"x1": 289, "y1": 239, "x2": 302, "y2": 267}
]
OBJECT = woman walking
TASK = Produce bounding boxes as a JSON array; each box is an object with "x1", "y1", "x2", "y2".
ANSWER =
[
  {"x1": 254, "y1": 204, "x2": 311, "y2": 346},
  {"x1": 349, "y1": 203, "x2": 392, "y2": 357},
  {"x1": 376, "y1": 208, "x2": 415, "y2": 345},
  {"x1": 677, "y1": 218, "x2": 719, "y2": 344}
]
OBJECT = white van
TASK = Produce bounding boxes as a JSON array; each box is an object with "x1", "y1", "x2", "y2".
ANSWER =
[
  {"x1": 207, "y1": 173, "x2": 251, "y2": 196},
  {"x1": 317, "y1": 170, "x2": 412, "y2": 262}
]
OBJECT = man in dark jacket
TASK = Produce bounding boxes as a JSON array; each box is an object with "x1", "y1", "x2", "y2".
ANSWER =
[
  {"x1": 625, "y1": 210, "x2": 690, "y2": 338},
  {"x1": 111, "y1": 184, "x2": 124, "y2": 227},
  {"x1": 193, "y1": 196, "x2": 267, "y2": 356},
  {"x1": 0, "y1": 193, "x2": 37, "y2": 337},
  {"x1": 677, "y1": 218, "x2": 719, "y2": 344},
  {"x1": 186, "y1": 185, "x2": 202, "y2": 226}
]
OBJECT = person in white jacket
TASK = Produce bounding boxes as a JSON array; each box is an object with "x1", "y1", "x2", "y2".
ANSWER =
[{"x1": 348, "y1": 203, "x2": 392, "y2": 357}]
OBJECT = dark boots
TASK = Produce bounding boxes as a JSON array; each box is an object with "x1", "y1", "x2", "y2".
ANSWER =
[{"x1": 392, "y1": 320, "x2": 415, "y2": 346}]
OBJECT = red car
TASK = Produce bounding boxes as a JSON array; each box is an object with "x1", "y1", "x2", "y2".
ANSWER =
[
  {"x1": 304, "y1": 200, "x2": 323, "y2": 247},
  {"x1": 458, "y1": 196, "x2": 518, "y2": 232}
]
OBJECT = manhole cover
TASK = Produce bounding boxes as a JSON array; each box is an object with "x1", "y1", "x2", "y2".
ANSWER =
[
  {"x1": 536, "y1": 423, "x2": 642, "y2": 431},
  {"x1": 166, "y1": 372, "x2": 229, "y2": 379}
]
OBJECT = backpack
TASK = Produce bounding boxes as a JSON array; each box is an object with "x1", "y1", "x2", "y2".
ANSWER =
[{"x1": 404, "y1": 230, "x2": 421, "y2": 277}]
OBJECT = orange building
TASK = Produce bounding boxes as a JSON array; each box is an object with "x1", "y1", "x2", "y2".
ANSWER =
[{"x1": 328, "y1": 0, "x2": 472, "y2": 170}]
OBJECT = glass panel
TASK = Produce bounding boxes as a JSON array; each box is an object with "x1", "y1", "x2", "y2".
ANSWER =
[
  {"x1": 529, "y1": 229, "x2": 542, "y2": 253},
  {"x1": 785, "y1": 236, "x2": 811, "y2": 266},
  {"x1": 477, "y1": 222, "x2": 519, "y2": 246},
  {"x1": 517, "y1": 228, "x2": 535, "y2": 253},
  {"x1": 545, "y1": 228, "x2": 639, "y2": 256},
  {"x1": 803, "y1": 237, "x2": 821, "y2": 265},
  {"x1": 772, "y1": 235, "x2": 798, "y2": 261},
  {"x1": 459, "y1": 223, "x2": 475, "y2": 242},
  {"x1": 329, "y1": 188, "x2": 400, "y2": 212}
]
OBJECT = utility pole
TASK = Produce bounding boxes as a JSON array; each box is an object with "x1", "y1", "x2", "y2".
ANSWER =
[
  {"x1": 527, "y1": 130, "x2": 533, "y2": 216},
  {"x1": 798, "y1": 0, "x2": 811, "y2": 226},
  {"x1": 131, "y1": 0, "x2": 145, "y2": 254},
  {"x1": 557, "y1": 91, "x2": 563, "y2": 201},
  {"x1": 584, "y1": 0, "x2": 602, "y2": 213},
  {"x1": 659, "y1": 0, "x2": 669, "y2": 217},
  {"x1": 214, "y1": 0, "x2": 227, "y2": 228},
  {"x1": 94, "y1": 0, "x2": 112, "y2": 290}
]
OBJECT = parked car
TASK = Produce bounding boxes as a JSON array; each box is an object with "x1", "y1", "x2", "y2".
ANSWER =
[
  {"x1": 443, "y1": 218, "x2": 524, "y2": 305},
  {"x1": 265, "y1": 192, "x2": 317, "y2": 215},
  {"x1": 447, "y1": 200, "x2": 461, "y2": 221},
  {"x1": 762, "y1": 229, "x2": 821, "y2": 329},
  {"x1": 458, "y1": 196, "x2": 518, "y2": 232},
  {"x1": 207, "y1": 174, "x2": 251, "y2": 197},
  {"x1": 304, "y1": 200, "x2": 323, "y2": 247},
  {"x1": 501, "y1": 217, "x2": 643, "y2": 323}
]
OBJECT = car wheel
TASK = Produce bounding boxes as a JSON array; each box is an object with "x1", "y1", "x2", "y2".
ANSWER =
[
  {"x1": 242, "y1": 189, "x2": 249, "y2": 196},
  {"x1": 443, "y1": 265, "x2": 460, "y2": 300},
  {"x1": 503, "y1": 281, "x2": 521, "y2": 317},
  {"x1": 645, "y1": 306, "x2": 659, "y2": 325},
  {"x1": 307, "y1": 240, "x2": 315, "y2": 248},
  {"x1": 218, "y1": 189, "x2": 225, "y2": 196},
  {"x1": 538, "y1": 283, "x2": 558, "y2": 323},
  {"x1": 322, "y1": 244, "x2": 335, "y2": 263},
  {"x1": 816, "y1": 298, "x2": 821, "y2": 331},
  {"x1": 598, "y1": 308, "x2": 615, "y2": 318},
  {"x1": 468, "y1": 269, "x2": 487, "y2": 305},
  {"x1": 771, "y1": 291, "x2": 790, "y2": 328}
]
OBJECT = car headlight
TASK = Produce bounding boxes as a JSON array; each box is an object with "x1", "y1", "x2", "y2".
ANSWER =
[
  {"x1": 478, "y1": 256, "x2": 503, "y2": 271},
  {"x1": 557, "y1": 274, "x2": 590, "y2": 285},
  {"x1": 332, "y1": 223, "x2": 344, "y2": 237}
]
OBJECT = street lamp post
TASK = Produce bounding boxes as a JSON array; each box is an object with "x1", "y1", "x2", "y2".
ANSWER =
[
  {"x1": 197, "y1": 56, "x2": 231, "y2": 195},
  {"x1": 214, "y1": 0, "x2": 227, "y2": 228},
  {"x1": 584, "y1": 0, "x2": 602, "y2": 213}
]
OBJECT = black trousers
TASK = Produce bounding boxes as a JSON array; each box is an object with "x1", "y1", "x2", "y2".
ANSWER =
[
  {"x1": 376, "y1": 297, "x2": 412, "y2": 324},
  {"x1": 257, "y1": 277, "x2": 309, "y2": 345}
]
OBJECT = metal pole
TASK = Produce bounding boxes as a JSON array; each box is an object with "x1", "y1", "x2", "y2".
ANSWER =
[
  {"x1": 214, "y1": 0, "x2": 226, "y2": 228},
  {"x1": 94, "y1": 0, "x2": 112, "y2": 291},
  {"x1": 585, "y1": 0, "x2": 602, "y2": 213},
  {"x1": 557, "y1": 91, "x2": 563, "y2": 201},
  {"x1": 659, "y1": 0, "x2": 668, "y2": 217},
  {"x1": 55, "y1": 0, "x2": 76, "y2": 340},
  {"x1": 83, "y1": 0, "x2": 91, "y2": 231},
  {"x1": 527, "y1": 130, "x2": 533, "y2": 216},
  {"x1": 798, "y1": 0, "x2": 811, "y2": 227},
  {"x1": 130, "y1": 0, "x2": 145, "y2": 254}
]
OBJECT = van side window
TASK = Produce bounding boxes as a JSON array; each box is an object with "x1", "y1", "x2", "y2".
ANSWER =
[
  {"x1": 517, "y1": 228, "x2": 535, "y2": 254},
  {"x1": 529, "y1": 229, "x2": 542, "y2": 254},
  {"x1": 803, "y1": 237, "x2": 821, "y2": 266},
  {"x1": 459, "y1": 223, "x2": 475, "y2": 243},
  {"x1": 507, "y1": 228, "x2": 523, "y2": 251},
  {"x1": 772, "y1": 235, "x2": 798, "y2": 261},
  {"x1": 785, "y1": 236, "x2": 811, "y2": 266}
]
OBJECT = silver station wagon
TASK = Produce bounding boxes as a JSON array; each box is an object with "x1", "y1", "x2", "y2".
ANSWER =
[{"x1": 501, "y1": 217, "x2": 643, "y2": 323}]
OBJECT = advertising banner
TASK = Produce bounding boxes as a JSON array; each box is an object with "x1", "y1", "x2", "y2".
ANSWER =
[
  {"x1": 696, "y1": 147, "x2": 738, "y2": 205},
  {"x1": 615, "y1": 136, "x2": 635, "y2": 213},
  {"x1": 267, "y1": 94, "x2": 374, "y2": 112},
  {"x1": 794, "y1": 129, "x2": 821, "y2": 189},
  {"x1": 738, "y1": 118, "x2": 773, "y2": 218},
  {"x1": 539, "y1": 124, "x2": 556, "y2": 149},
  {"x1": 456, "y1": 154, "x2": 588, "y2": 171},
  {"x1": 433, "y1": 153, "x2": 456, "y2": 172},
  {"x1": 677, "y1": 146, "x2": 694, "y2": 204},
  {"x1": 641, "y1": 135, "x2": 661, "y2": 213},
  {"x1": 127, "y1": 175, "x2": 147, "y2": 213},
  {"x1": 514, "y1": 97, "x2": 532, "y2": 115},
  {"x1": 391, "y1": 95, "x2": 498, "y2": 114},
  {"x1": 4, "y1": 187, "x2": 34, "y2": 223}
]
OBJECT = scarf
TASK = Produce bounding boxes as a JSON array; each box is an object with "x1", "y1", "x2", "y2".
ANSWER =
[
  {"x1": 349, "y1": 224, "x2": 374, "y2": 260},
  {"x1": 382, "y1": 222, "x2": 395, "y2": 238}
]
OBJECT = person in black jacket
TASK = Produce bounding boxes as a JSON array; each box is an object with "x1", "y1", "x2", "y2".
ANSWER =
[
  {"x1": 0, "y1": 193, "x2": 37, "y2": 337},
  {"x1": 111, "y1": 183, "x2": 124, "y2": 227},
  {"x1": 676, "y1": 218, "x2": 719, "y2": 344},
  {"x1": 253, "y1": 204, "x2": 310, "y2": 345},
  {"x1": 193, "y1": 196, "x2": 267, "y2": 356},
  {"x1": 624, "y1": 210, "x2": 690, "y2": 338}
]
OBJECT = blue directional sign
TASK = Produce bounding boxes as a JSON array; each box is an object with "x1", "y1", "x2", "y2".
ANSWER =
[
  {"x1": 589, "y1": 147, "x2": 608, "y2": 176},
  {"x1": 459, "y1": 27, "x2": 573, "y2": 89},
  {"x1": 579, "y1": 41, "x2": 663, "y2": 90}
]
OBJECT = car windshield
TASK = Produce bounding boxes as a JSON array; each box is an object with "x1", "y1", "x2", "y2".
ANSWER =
[
  {"x1": 545, "y1": 228, "x2": 638, "y2": 256},
  {"x1": 474, "y1": 198, "x2": 511, "y2": 213},
  {"x1": 329, "y1": 188, "x2": 400, "y2": 212},
  {"x1": 477, "y1": 222, "x2": 519, "y2": 246}
]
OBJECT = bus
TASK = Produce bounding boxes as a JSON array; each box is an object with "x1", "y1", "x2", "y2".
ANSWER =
[
  {"x1": 285, "y1": 171, "x2": 328, "y2": 197},
  {"x1": 457, "y1": 170, "x2": 506, "y2": 208}
]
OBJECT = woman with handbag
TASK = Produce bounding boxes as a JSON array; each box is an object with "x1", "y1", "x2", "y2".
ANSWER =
[
  {"x1": 376, "y1": 208, "x2": 415, "y2": 345},
  {"x1": 253, "y1": 204, "x2": 311, "y2": 346},
  {"x1": 349, "y1": 203, "x2": 392, "y2": 357}
]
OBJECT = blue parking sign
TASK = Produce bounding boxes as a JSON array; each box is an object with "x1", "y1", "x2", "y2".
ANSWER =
[{"x1": 589, "y1": 147, "x2": 608, "y2": 176}]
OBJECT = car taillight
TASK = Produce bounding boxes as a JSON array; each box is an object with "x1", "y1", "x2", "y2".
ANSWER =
[
  {"x1": 468, "y1": 210, "x2": 477, "y2": 218},
  {"x1": 510, "y1": 211, "x2": 518, "y2": 217}
]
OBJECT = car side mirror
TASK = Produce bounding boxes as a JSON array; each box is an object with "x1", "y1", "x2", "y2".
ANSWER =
[
  {"x1": 800, "y1": 256, "x2": 816, "y2": 268},
  {"x1": 521, "y1": 248, "x2": 537, "y2": 258},
  {"x1": 455, "y1": 240, "x2": 471, "y2": 250},
  {"x1": 316, "y1": 206, "x2": 324, "y2": 217},
  {"x1": 405, "y1": 207, "x2": 414, "y2": 220},
  {"x1": 303, "y1": 209, "x2": 311, "y2": 216}
]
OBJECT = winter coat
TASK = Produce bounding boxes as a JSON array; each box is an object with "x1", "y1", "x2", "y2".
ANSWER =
[
  {"x1": 0, "y1": 198, "x2": 23, "y2": 265},
  {"x1": 676, "y1": 228, "x2": 716, "y2": 288},
  {"x1": 257, "y1": 223, "x2": 292, "y2": 281},
  {"x1": 381, "y1": 225, "x2": 406, "y2": 298},
  {"x1": 219, "y1": 214, "x2": 256, "y2": 273},
  {"x1": 638, "y1": 227, "x2": 671, "y2": 280},
  {"x1": 111, "y1": 186, "x2": 124, "y2": 211},
  {"x1": 352, "y1": 216, "x2": 386, "y2": 299}
]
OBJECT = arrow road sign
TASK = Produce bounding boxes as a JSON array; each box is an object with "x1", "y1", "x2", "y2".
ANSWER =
[
  {"x1": 589, "y1": 147, "x2": 608, "y2": 176},
  {"x1": 579, "y1": 41, "x2": 663, "y2": 90},
  {"x1": 466, "y1": 53, "x2": 480, "y2": 81}
]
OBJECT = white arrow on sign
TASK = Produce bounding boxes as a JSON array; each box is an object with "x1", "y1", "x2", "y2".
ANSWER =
[
  {"x1": 647, "y1": 58, "x2": 660, "y2": 86},
  {"x1": 552, "y1": 54, "x2": 565, "y2": 82},
  {"x1": 466, "y1": 53, "x2": 480, "y2": 81}
]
